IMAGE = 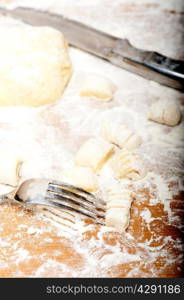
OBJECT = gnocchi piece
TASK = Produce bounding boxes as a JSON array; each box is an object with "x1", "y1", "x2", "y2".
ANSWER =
[
  {"x1": 148, "y1": 99, "x2": 181, "y2": 126},
  {"x1": 110, "y1": 149, "x2": 146, "y2": 180},
  {"x1": 106, "y1": 188, "x2": 132, "y2": 205},
  {"x1": 63, "y1": 166, "x2": 98, "y2": 192},
  {"x1": 105, "y1": 187, "x2": 133, "y2": 232},
  {"x1": 101, "y1": 120, "x2": 142, "y2": 150},
  {"x1": 106, "y1": 207, "x2": 130, "y2": 233},
  {"x1": 80, "y1": 74, "x2": 117, "y2": 101},
  {"x1": 0, "y1": 151, "x2": 22, "y2": 186},
  {"x1": 75, "y1": 138, "x2": 113, "y2": 171}
]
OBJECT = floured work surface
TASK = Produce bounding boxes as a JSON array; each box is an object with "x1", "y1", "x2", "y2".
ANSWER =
[{"x1": 0, "y1": 0, "x2": 184, "y2": 277}]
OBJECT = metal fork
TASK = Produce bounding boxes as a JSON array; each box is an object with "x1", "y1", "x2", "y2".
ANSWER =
[{"x1": 0, "y1": 178, "x2": 106, "y2": 225}]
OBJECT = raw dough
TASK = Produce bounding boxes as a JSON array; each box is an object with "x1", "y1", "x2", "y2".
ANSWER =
[
  {"x1": 101, "y1": 119, "x2": 142, "y2": 149},
  {"x1": 80, "y1": 74, "x2": 117, "y2": 101},
  {"x1": 110, "y1": 149, "x2": 146, "y2": 180},
  {"x1": 106, "y1": 188, "x2": 132, "y2": 206},
  {"x1": 63, "y1": 166, "x2": 98, "y2": 192},
  {"x1": 75, "y1": 138, "x2": 113, "y2": 171},
  {"x1": 105, "y1": 188, "x2": 133, "y2": 232},
  {"x1": 148, "y1": 99, "x2": 181, "y2": 126},
  {"x1": 0, "y1": 151, "x2": 22, "y2": 186},
  {"x1": 106, "y1": 208, "x2": 130, "y2": 233},
  {"x1": 0, "y1": 24, "x2": 72, "y2": 106}
]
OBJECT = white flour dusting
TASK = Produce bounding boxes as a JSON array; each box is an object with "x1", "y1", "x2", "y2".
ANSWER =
[
  {"x1": 140, "y1": 208, "x2": 152, "y2": 223},
  {"x1": 0, "y1": 0, "x2": 183, "y2": 278}
]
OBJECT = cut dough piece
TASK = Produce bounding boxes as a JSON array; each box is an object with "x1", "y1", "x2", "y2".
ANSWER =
[
  {"x1": 107, "y1": 200, "x2": 131, "y2": 209},
  {"x1": 63, "y1": 166, "x2": 98, "y2": 192},
  {"x1": 106, "y1": 188, "x2": 132, "y2": 205},
  {"x1": 75, "y1": 138, "x2": 113, "y2": 171},
  {"x1": 105, "y1": 187, "x2": 133, "y2": 232},
  {"x1": 106, "y1": 207, "x2": 130, "y2": 233},
  {"x1": 101, "y1": 119, "x2": 142, "y2": 150},
  {"x1": 110, "y1": 149, "x2": 146, "y2": 180},
  {"x1": 148, "y1": 99, "x2": 181, "y2": 126},
  {"x1": 0, "y1": 24, "x2": 72, "y2": 106},
  {"x1": 0, "y1": 151, "x2": 22, "y2": 186},
  {"x1": 80, "y1": 74, "x2": 117, "y2": 101}
]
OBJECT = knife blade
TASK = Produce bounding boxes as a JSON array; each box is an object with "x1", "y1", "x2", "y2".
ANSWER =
[{"x1": 0, "y1": 6, "x2": 184, "y2": 91}]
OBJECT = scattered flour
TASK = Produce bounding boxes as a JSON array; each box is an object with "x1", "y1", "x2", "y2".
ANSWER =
[
  {"x1": 140, "y1": 208, "x2": 152, "y2": 223},
  {"x1": 0, "y1": 0, "x2": 183, "y2": 277}
]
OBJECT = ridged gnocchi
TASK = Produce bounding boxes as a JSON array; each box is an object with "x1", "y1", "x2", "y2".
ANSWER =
[
  {"x1": 110, "y1": 149, "x2": 146, "y2": 180},
  {"x1": 62, "y1": 165, "x2": 98, "y2": 192},
  {"x1": 106, "y1": 188, "x2": 132, "y2": 207},
  {"x1": 101, "y1": 119, "x2": 142, "y2": 150},
  {"x1": 80, "y1": 74, "x2": 117, "y2": 101},
  {"x1": 75, "y1": 138, "x2": 113, "y2": 171},
  {"x1": 105, "y1": 188, "x2": 133, "y2": 232},
  {"x1": 148, "y1": 99, "x2": 181, "y2": 126}
]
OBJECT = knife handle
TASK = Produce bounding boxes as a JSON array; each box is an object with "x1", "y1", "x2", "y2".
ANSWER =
[{"x1": 108, "y1": 39, "x2": 184, "y2": 91}]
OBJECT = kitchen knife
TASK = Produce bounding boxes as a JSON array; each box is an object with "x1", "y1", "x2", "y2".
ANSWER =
[{"x1": 0, "y1": 6, "x2": 184, "y2": 91}]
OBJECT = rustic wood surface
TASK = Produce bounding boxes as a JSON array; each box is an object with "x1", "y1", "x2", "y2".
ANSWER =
[{"x1": 0, "y1": 0, "x2": 183, "y2": 277}]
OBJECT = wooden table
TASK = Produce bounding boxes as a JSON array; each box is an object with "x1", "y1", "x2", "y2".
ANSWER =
[{"x1": 0, "y1": 0, "x2": 183, "y2": 277}]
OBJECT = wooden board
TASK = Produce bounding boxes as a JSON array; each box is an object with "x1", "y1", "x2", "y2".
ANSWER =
[{"x1": 0, "y1": 0, "x2": 183, "y2": 277}]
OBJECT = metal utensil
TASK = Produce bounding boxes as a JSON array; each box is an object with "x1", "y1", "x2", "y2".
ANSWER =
[
  {"x1": 0, "y1": 6, "x2": 184, "y2": 91},
  {"x1": 0, "y1": 178, "x2": 106, "y2": 225}
]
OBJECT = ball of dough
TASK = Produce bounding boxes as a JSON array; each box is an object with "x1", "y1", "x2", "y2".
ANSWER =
[
  {"x1": 0, "y1": 24, "x2": 72, "y2": 106},
  {"x1": 148, "y1": 99, "x2": 181, "y2": 126},
  {"x1": 80, "y1": 74, "x2": 117, "y2": 101}
]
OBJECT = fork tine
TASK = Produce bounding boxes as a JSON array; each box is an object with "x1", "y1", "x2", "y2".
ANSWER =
[
  {"x1": 48, "y1": 181, "x2": 106, "y2": 210},
  {"x1": 50, "y1": 180, "x2": 95, "y2": 198},
  {"x1": 25, "y1": 191, "x2": 105, "y2": 225},
  {"x1": 47, "y1": 187, "x2": 105, "y2": 216},
  {"x1": 49, "y1": 180, "x2": 106, "y2": 207},
  {"x1": 47, "y1": 187, "x2": 106, "y2": 218},
  {"x1": 45, "y1": 194, "x2": 105, "y2": 222},
  {"x1": 48, "y1": 187, "x2": 95, "y2": 210}
]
